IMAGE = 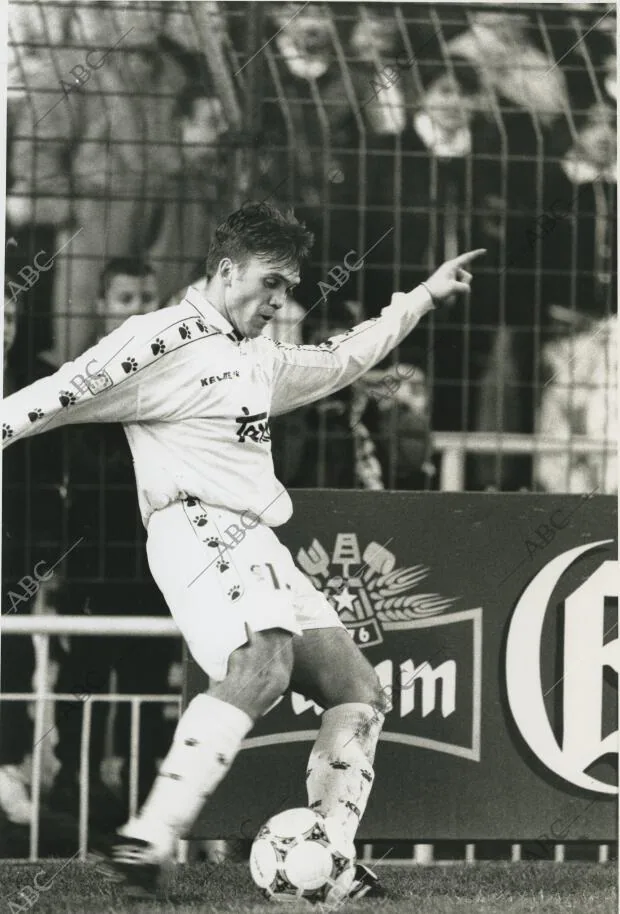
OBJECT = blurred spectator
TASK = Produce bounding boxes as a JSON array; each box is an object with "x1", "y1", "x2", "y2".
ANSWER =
[
  {"x1": 561, "y1": 8, "x2": 616, "y2": 107},
  {"x1": 365, "y1": 55, "x2": 498, "y2": 442},
  {"x1": 7, "y1": 0, "x2": 72, "y2": 130},
  {"x1": 256, "y1": 1, "x2": 401, "y2": 314},
  {"x1": 474, "y1": 96, "x2": 617, "y2": 491},
  {"x1": 541, "y1": 100, "x2": 616, "y2": 317},
  {"x1": 289, "y1": 306, "x2": 384, "y2": 489},
  {"x1": 96, "y1": 258, "x2": 159, "y2": 334},
  {"x1": 3, "y1": 284, "x2": 18, "y2": 379},
  {"x1": 7, "y1": 5, "x2": 188, "y2": 365},
  {"x1": 162, "y1": 84, "x2": 233, "y2": 283},
  {"x1": 349, "y1": 7, "x2": 411, "y2": 137},
  {"x1": 1, "y1": 282, "x2": 36, "y2": 827},
  {"x1": 535, "y1": 313, "x2": 617, "y2": 493},
  {"x1": 356, "y1": 361, "x2": 434, "y2": 490},
  {"x1": 446, "y1": 10, "x2": 569, "y2": 130},
  {"x1": 0, "y1": 279, "x2": 67, "y2": 833},
  {"x1": 48, "y1": 262, "x2": 176, "y2": 827}
]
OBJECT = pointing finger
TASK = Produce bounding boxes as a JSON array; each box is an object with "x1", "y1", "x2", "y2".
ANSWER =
[{"x1": 454, "y1": 248, "x2": 487, "y2": 266}]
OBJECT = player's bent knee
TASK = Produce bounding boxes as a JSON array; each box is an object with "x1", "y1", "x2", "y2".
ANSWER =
[
  {"x1": 349, "y1": 670, "x2": 392, "y2": 716},
  {"x1": 370, "y1": 676, "x2": 393, "y2": 716},
  {"x1": 321, "y1": 667, "x2": 391, "y2": 713},
  {"x1": 219, "y1": 627, "x2": 294, "y2": 715}
]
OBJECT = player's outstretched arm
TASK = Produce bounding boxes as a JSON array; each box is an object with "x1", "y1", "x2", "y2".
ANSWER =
[
  {"x1": 268, "y1": 249, "x2": 486, "y2": 416},
  {"x1": 1, "y1": 324, "x2": 142, "y2": 447}
]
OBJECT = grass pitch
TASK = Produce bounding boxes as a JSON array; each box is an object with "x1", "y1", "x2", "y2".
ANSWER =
[{"x1": 1, "y1": 860, "x2": 616, "y2": 914}]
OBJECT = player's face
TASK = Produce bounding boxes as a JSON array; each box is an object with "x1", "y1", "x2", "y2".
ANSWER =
[
  {"x1": 100, "y1": 274, "x2": 160, "y2": 334},
  {"x1": 223, "y1": 257, "x2": 301, "y2": 340},
  {"x1": 4, "y1": 295, "x2": 17, "y2": 356},
  {"x1": 423, "y1": 74, "x2": 472, "y2": 132}
]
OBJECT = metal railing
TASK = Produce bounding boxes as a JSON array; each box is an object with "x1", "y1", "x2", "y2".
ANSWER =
[
  {"x1": 2, "y1": 615, "x2": 182, "y2": 861},
  {"x1": 434, "y1": 431, "x2": 616, "y2": 491},
  {"x1": 1, "y1": 615, "x2": 614, "y2": 864}
]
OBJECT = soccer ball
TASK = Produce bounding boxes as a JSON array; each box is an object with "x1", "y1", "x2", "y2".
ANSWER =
[{"x1": 250, "y1": 807, "x2": 356, "y2": 905}]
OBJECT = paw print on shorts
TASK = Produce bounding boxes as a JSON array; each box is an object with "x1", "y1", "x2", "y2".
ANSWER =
[
  {"x1": 185, "y1": 496, "x2": 197, "y2": 507},
  {"x1": 206, "y1": 536, "x2": 222, "y2": 548},
  {"x1": 28, "y1": 408, "x2": 44, "y2": 422},
  {"x1": 59, "y1": 390, "x2": 77, "y2": 407},
  {"x1": 216, "y1": 558, "x2": 230, "y2": 573},
  {"x1": 228, "y1": 585, "x2": 242, "y2": 601},
  {"x1": 193, "y1": 513, "x2": 208, "y2": 527},
  {"x1": 178, "y1": 322, "x2": 192, "y2": 340},
  {"x1": 151, "y1": 338, "x2": 166, "y2": 356},
  {"x1": 195, "y1": 319, "x2": 207, "y2": 333},
  {"x1": 122, "y1": 357, "x2": 138, "y2": 374},
  {"x1": 3, "y1": 423, "x2": 13, "y2": 440}
]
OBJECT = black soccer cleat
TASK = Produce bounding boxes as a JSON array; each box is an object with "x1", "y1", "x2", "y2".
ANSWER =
[
  {"x1": 94, "y1": 833, "x2": 163, "y2": 899},
  {"x1": 348, "y1": 862, "x2": 387, "y2": 899}
]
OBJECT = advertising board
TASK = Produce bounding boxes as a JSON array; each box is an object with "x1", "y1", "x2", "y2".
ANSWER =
[{"x1": 187, "y1": 492, "x2": 617, "y2": 839}]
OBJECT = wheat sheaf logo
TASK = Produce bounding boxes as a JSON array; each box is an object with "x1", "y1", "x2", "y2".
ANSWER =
[{"x1": 297, "y1": 533, "x2": 457, "y2": 647}]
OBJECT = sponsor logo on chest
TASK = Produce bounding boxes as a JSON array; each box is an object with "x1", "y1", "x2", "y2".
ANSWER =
[{"x1": 235, "y1": 406, "x2": 271, "y2": 444}]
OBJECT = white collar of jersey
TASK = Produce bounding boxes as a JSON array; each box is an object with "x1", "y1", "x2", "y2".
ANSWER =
[{"x1": 184, "y1": 284, "x2": 243, "y2": 341}]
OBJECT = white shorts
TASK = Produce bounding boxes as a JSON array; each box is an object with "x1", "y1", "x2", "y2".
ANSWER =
[{"x1": 146, "y1": 496, "x2": 344, "y2": 681}]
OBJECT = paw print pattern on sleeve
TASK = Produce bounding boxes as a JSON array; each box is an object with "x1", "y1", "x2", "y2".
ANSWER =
[
  {"x1": 28, "y1": 409, "x2": 44, "y2": 422},
  {"x1": 121, "y1": 357, "x2": 138, "y2": 374},
  {"x1": 3, "y1": 423, "x2": 13, "y2": 440},
  {"x1": 59, "y1": 390, "x2": 77, "y2": 407},
  {"x1": 107, "y1": 313, "x2": 218, "y2": 384}
]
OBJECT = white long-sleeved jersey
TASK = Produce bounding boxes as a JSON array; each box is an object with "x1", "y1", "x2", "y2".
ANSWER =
[{"x1": 2, "y1": 285, "x2": 433, "y2": 527}]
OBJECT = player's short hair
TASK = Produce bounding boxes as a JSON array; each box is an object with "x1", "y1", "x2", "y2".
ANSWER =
[
  {"x1": 99, "y1": 258, "x2": 156, "y2": 298},
  {"x1": 206, "y1": 202, "x2": 315, "y2": 279}
]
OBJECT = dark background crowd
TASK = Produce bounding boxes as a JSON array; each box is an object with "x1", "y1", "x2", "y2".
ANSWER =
[{"x1": 1, "y1": 1, "x2": 617, "y2": 854}]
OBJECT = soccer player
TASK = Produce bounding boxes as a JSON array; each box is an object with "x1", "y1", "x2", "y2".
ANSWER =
[{"x1": 1, "y1": 203, "x2": 484, "y2": 897}]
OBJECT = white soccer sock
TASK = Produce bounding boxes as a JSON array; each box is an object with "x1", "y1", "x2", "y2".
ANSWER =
[
  {"x1": 306, "y1": 702, "x2": 385, "y2": 846},
  {"x1": 121, "y1": 694, "x2": 253, "y2": 859}
]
